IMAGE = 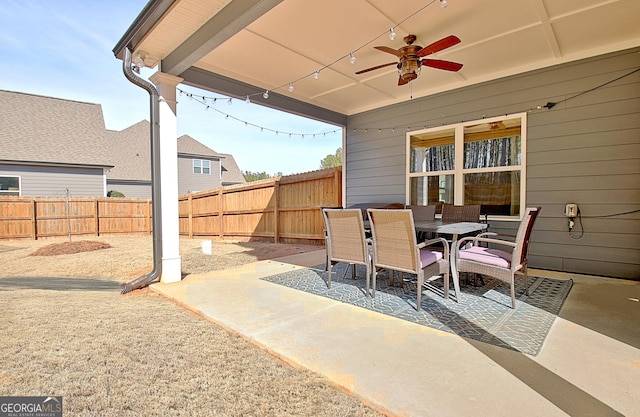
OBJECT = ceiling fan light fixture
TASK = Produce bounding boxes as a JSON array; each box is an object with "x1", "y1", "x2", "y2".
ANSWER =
[
  {"x1": 389, "y1": 28, "x2": 396, "y2": 41},
  {"x1": 399, "y1": 59, "x2": 421, "y2": 82}
]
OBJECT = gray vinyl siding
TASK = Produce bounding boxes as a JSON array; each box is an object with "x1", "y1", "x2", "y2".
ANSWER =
[
  {"x1": 177, "y1": 156, "x2": 222, "y2": 194},
  {"x1": 345, "y1": 47, "x2": 640, "y2": 279},
  {"x1": 0, "y1": 164, "x2": 106, "y2": 197},
  {"x1": 106, "y1": 181, "x2": 151, "y2": 199}
]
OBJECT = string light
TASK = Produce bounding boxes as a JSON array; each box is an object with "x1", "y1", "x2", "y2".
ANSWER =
[
  {"x1": 233, "y1": 0, "x2": 446, "y2": 100},
  {"x1": 172, "y1": 2, "x2": 468, "y2": 138},
  {"x1": 176, "y1": 87, "x2": 340, "y2": 138}
]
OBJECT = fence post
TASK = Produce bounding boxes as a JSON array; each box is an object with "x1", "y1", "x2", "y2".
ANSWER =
[
  {"x1": 31, "y1": 199, "x2": 37, "y2": 240},
  {"x1": 219, "y1": 188, "x2": 224, "y2": 239},
  {"x1": 274, "y1": 180, "x2": 280, "y2": 243},
  {"x1": 148, "y1": 200, "x2": 152, "y2": 235},
  {"x1": 95, "y1": 199, "x2": 99, "y2": 236},
  {"x1": 188, "y1": 194, "x2": 193, "y2": 238}
]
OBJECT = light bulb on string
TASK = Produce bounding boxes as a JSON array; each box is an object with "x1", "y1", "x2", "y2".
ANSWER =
[
  {"x1": 440, "y1": 0, "x2": 447, "y2": 8},
  {"x1": 349, "y1": 52, "x2": 356, "y2": 64},
  {"x1": 389, "y1": 28, "x2": 397, "y2": 41},
  {"x1": 245, "y1": 95, "x2": 250, "y2": 103},
  {"x1": 314, "y1": 70, "x2": 320, "y2": 79},
  {"x1": 227, "y1": 98, "x2": 232, "y2": 105},
  {"x1": 263, "y1": 90, "x2": 269, "y2": 99},
  {"x1": 288, "y1": 82, "x2": 294, "y2": 92}
]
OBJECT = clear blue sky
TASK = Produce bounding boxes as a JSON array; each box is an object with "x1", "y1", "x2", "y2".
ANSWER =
[{"x1": 0, "y1": 0, "x2": 342, "y2": 175}]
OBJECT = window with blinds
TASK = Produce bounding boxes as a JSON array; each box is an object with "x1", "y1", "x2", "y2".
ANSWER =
[{"x1": 407, "y1": 114, "x2": 526, "y2": 219}]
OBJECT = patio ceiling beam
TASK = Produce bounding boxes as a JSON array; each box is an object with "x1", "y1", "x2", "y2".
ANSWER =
[
  {"x1": 180, "y1": 66, "x2": 347, "y2": 127},
  {"x1": 161, "y1": 0, "x2": 283, "y2": 76}
]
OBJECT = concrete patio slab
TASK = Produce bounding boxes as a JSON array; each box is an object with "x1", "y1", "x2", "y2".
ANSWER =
[{"x1": 151, "y1": 250, "x2": 639, "y2": 417}]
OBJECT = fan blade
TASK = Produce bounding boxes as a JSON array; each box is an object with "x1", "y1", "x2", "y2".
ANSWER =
[
  {"x1": 417, "y1": 35, "x2": 461, "y2": 57},
  {"x1": 422, "y1": 59, "x2": 463, "y2": 72},
  {"x1": 355, "y1": 62, "x2": 397, "y2": 75},
  {"x1": 374, "y1": 46, "x2": 404, "y2": 57},
  {"x1": 398, "y1": 76, "x2": 409, "y2": 86}
]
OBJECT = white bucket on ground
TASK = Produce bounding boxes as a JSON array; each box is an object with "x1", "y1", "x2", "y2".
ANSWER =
[{"x1": 201, "y1": 240, "x2": 212, "y2": 255}]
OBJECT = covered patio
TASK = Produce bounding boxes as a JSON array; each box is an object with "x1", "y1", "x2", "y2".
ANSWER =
[
  {"x1": 112, "y1": 1, "x2": 639, "y2": 415},
  {"x1": 113, "y1": 0, "x2": 639, "y2": 283}
]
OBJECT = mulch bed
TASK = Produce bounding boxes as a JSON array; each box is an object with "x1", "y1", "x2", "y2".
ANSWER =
[{"x1": 30, "y1": 240, "x2": 112, "y2": 256}]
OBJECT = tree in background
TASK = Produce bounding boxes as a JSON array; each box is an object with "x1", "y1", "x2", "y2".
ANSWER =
[
  {"x1": 320, "y1": 147, "x2": 342, "y2": 169},
  {"x1": 243, "y1": 171, "x2": 283, "y2": 182}
]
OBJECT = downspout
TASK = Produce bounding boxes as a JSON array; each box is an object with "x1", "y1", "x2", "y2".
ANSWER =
[{"x1": 120, "y1": 47, "x2": 163, "y2": 294}]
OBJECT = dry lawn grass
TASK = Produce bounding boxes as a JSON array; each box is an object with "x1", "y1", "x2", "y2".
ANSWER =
[{"x1": 0, "y1": 236, "x2": 383, "y2": 417}]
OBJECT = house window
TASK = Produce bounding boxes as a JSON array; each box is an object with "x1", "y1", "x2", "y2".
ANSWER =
[
  {"x1": 0, "y1": 176, "x2": 20, "y2": 196},
  {"x1": 407, "y1": 113, "x2": 526, "y2": 219},
  {"x1": 193, "y1": 159, "x2": 210, "y2": 175}
]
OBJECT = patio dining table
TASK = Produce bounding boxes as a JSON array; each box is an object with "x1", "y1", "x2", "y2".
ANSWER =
[
  {"x1": 414, "y1": 220, "x2": 489, "y2": 298},
  {"x1": 413, "y1": 220, "x2": 488, "y2": 242}
]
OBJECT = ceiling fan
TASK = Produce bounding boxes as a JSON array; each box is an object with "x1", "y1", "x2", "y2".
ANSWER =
[{"x1": 355, "y1": 34, "x2": 463, "y2": 86}]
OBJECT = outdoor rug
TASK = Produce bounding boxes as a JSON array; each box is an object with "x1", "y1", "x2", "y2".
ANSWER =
[{"x1": 261, "y1": 264, "x2": 573, "y2": 356}]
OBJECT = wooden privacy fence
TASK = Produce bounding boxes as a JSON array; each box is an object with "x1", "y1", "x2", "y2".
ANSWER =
[
  {"x1": 0, "y1": 197, "x2": 152, "y2": 240},
  {"x1": 179, "y1": 167, "x2": 342, "y2": 243},
  {"x1": 0, "y1": 167, "x2": 342, "y2": 242}
]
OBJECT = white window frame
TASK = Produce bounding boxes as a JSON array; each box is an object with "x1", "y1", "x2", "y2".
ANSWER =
[
  {"x1": 405, "y1": 112, "x2": 527, "y2": 221},
  {"x1": 0, "y1": 175, "x2": 21, "y2": 196},
  {"x1": 193, "y1": 159, "x2": 211, "y2": 175}
]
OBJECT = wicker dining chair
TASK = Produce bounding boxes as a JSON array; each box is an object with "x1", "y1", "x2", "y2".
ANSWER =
[
  {"x1": 441, "y1": 204, "x2": 481, "y2": 222},
  {"x1": 322, "y1": 208, "x2": 373, "y2": 294},
  {"x1": 408, "y1": 204, "x2": 437, "y2": 241},
  {"x1": 367, "y1": 209, "x2": 451, "y2": 311},
  {"x1": 452, "y1": 207, "x2": 541, "y2": 308}
]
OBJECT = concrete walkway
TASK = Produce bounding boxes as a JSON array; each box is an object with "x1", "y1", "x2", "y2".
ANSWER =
[{"x1": 151, "y1": 250, "x2": 640, "y2": 417}]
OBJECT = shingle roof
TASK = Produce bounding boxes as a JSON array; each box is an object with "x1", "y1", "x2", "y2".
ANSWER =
[
  {"x1": 0, "y1": 90, "x2": 244, "y2": 186},
  {"x1": 0, "y1": 90, "x2": 112, "y2": 167},
  {"x1": 217, "y1": 153, "x2": 245, "y2": 185},
  {"x1": 105, "y1": 121, "x2": 152, "y2": 181},
  {"x1": 177, "y1": 134, "x2": 220, "y2": 158}
]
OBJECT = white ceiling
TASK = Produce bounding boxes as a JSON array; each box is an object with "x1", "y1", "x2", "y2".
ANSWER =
[{"x1": 128, "y1": 0, "x2": 640, "y2": 118}]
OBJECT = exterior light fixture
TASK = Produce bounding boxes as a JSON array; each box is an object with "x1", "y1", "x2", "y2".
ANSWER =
[{"x1": 132, "y1": 51, "x2": 147, "y2": 73}]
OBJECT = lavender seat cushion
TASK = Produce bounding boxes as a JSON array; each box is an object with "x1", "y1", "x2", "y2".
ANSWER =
[
  {"x1": 419, "y1": 249, "x2": 443, "y2": 267},
  {"x1": 459, "y1": 246, "x2": 511, "y2": 268}
]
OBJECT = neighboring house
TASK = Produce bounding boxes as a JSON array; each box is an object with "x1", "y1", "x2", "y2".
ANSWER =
[
  {"x1": 176, "y1": 134, "x2": 246, "y2": 193},
  {"x1": 0, "y1": 90, "x2": 113, "y2": 197},
  {"x1": 0, "y1": 90, "x2": 244, "y2": 198}
]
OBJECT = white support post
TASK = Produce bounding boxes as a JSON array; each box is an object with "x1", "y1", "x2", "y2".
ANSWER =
[{"x1": 150, "y1": 72, "x2": 183, "y2": 284}]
